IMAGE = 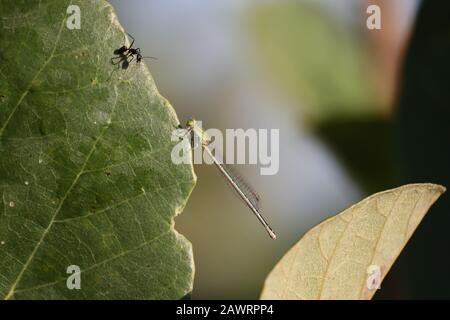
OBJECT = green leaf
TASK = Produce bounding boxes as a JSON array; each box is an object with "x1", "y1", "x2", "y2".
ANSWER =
[
  {"x1": 0, "y1": 0, "x2": 195, "y2": 299},
  {"x1": 261, "y1": 184, "x2": 445, "y2": 299}
]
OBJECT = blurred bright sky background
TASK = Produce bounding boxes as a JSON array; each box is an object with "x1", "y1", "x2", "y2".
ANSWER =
[{"x1": 109, "y1": 0, "x2": 419, "y2": 299}]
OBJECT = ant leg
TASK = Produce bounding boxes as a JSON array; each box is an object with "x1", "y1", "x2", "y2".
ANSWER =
[{"x1": 126, "y1": 32, "x2": 135, "y2": 48}]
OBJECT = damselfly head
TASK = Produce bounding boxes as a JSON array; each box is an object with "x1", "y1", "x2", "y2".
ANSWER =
[{"x1": 186, "y1": 118, "x2": 196, "y2": 128}]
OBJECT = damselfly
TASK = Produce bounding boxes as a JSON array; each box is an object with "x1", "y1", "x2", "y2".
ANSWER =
[{"x1": 182, "y1": 119, "x2": 277, "y2": 240}]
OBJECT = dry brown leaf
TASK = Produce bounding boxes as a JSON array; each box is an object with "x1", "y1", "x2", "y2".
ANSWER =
[{"x1": 261, "y1": 183, "x2": 446, "y2": 300}]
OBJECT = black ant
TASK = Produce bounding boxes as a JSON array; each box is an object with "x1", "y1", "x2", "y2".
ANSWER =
[{"x1": 111, "y1": 33, "x2": 156, "y2": 69}]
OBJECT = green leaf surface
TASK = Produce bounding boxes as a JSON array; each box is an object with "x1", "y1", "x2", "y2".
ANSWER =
[
  {"x1": 261, "y1": 184, "x2": 445, "y2": 299},
  {"x1": 0, "y1": 0, "x2": 195, "y2": 299}
]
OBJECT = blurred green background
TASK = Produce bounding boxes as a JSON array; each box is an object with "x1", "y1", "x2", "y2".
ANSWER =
[{"x1": 109, "y1": 0, "x2": 450, "y2": 299}]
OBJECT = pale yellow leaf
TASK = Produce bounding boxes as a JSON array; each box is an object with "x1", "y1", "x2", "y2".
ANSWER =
[{"x1": 261, "y1": 183, "x2": 446, "y2": 300}]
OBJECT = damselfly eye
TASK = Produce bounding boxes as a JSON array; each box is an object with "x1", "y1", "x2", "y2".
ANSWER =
[{"x1": 186, "y1": 119, "x2": 195, "y2": 127}]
